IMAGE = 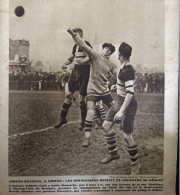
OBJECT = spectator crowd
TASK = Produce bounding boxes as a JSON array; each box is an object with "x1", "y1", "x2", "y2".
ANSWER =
[
  {"x1": 9, "y1": 71, "x2": 164, "y2": 93},
  {"x1": 135, "y1": 73, "x2": 164, "y2": 93}
]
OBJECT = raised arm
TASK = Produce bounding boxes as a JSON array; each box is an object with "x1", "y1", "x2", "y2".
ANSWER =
[
  {"x1": 67, "y1": 28, "x2": 96, "y2": 58},
  {"x1": 75, "y1": 56, "x2": 91, "y2": 65}
]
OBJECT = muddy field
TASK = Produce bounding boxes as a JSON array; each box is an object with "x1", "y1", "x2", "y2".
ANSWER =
[{"x1": 9, "y1": 91, "x2": 164, "y2": 176}]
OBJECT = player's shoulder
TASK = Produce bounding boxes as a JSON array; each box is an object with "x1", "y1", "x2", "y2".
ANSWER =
[
  {"x1": 124, "y1": 64, "x2": 135, "y2": 70},
  {"x1": 123, "y1": 64, "x2": 135, "y2": 74},
  {"x1": 119, "y1": 64, "x2": 135, "y2": 81}
]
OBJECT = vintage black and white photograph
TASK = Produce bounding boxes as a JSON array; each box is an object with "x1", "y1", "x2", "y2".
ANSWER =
[{"x1": 8, "y1": 0, "x2": 165, "y2": 176}]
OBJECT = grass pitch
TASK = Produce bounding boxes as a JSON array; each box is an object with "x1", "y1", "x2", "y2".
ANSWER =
[{"x1": 9, "y1": 91, "x2": 164, "y2": 176}]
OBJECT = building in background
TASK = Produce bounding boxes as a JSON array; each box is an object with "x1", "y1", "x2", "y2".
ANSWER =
[{"x1": 9, "y1": 39, "x2": 31, "y2": 73}]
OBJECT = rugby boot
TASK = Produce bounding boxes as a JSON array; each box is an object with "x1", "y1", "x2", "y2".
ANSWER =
[
  {"x1": 79, "y1": 123, "x2": 85, "y2": 131},
  {"x1": 94, "y1": 121, "x2": 99, "y2": 130},
  {"x1": 54, "y1": 118, "x2": 67, "y2": 128},
  {"x1": 94, "y1": 118, "x2": 103, "y2": 130},
  {"x1": 82, "y1": 137, "x2": 90, "y2": 147},
  {"x1": 100, "y1": 153, "x2": 120, "y2": 164},
  {"x1": 130, "y1": 162, "x2": 141, "y2": 175}
]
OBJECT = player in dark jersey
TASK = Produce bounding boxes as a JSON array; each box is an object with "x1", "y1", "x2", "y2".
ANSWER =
[
  {"x1": 101, "y1": 42, "x2": 141, "y2": 175},
  {"x1": 54, "y1": 28, "x2": 92, "y2": 130}
]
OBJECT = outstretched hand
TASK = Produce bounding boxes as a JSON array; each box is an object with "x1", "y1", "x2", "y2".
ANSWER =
[{"x1": 67, "y1": 28, "x2": 75, "y2": 36}]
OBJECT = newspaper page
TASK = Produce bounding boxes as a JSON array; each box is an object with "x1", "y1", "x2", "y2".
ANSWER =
[{"x1": 0, "y1": 0, "x2": 178, "y2": 194}]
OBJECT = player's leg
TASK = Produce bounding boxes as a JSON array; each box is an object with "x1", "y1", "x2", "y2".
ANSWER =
[
  {"x1": 95, "y1": 100, "x2": 106, "y2": 129},
  {"x1": 101, "y1": 94, "x2": 113, "y2": 109},
  {"x1": 78, "y1": 71, "x2": 89, "y2": 131},
  {"x1": 123, "y1": 131, "x2": 141, "y2": 175},
  {"x1": 100, "y1": 99, "x2": 120, "y2": 164},
  {"x1": 82, "y1": 100, "x2": 96, "y2": 147},
  {"x1": 96, "y1": 100, "x2": 106, "y2": 121},
  {"x1": 101, "y1": 120, "x2": 120, "y2": 164},
  {"x1": 54, "y1": 70, "x2": 77, "y2": 128},
  {"x1": 93, "y1": 101, "x2": 106, "y2": 129},
  {"x1": 79, "y1": 95, "x2": 87, "y2": 131},
  {"x1": 93, "y1": 107, "x2": 102, "y2": 129},
  {"x1": 123, "y1": 97, "x2": 140, "y2": 175},
  {"x1": 72, "y1": 92, "x2": 77, "y2": 106},
  {"x1": 54, "y1": 91, "x2": 73, "y2": 128}
]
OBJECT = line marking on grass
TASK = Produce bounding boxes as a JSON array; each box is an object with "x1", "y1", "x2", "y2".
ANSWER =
[
  {"x1": 9, "y1": 113, "x2": 164, "y2": 138},
  {"x1": 9, "y1": 120, "x2": 81, "y2": 139}
]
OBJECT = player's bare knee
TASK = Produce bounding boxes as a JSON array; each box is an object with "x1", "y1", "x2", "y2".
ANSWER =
[
  {"x1": 95, "y1": 101, "x2": 103, "y2": 109},
  {"x1": 123, "y1": 133, "x2": 136, "y2": 147},
  {"x1": 65, "y1": 95, "x2": 73, "y2": 104},
  {"x1": 64, "y1": 98, "x2": 71, "y2": 104},
  {"x1": 64, "y1": 93, "x2": 73, "y2": 104},
  {"x1": 102, "y1": 120, "x2": 113, "y2": 132}
]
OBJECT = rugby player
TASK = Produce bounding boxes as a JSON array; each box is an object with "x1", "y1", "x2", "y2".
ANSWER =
[
  {"x1": 54, "y1": 28, "x2": 92, "y2": 130},
  {"x1": 54, "y1": 28, "x2": 106, "y2": 131},
  {"x1": 67, "y1": 28, "x2": 117, "y2": 147},
  {"x1": 101, "y1": 42, "x2": 140, "y2": 175}
]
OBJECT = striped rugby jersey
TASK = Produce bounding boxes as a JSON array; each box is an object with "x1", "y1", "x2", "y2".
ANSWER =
[
  {"x1": 117, "y1": 62, "x2": 135, "y2": 97},
  {"x1": 68, "y1": 41, "x2": 92, "y2": 64}
]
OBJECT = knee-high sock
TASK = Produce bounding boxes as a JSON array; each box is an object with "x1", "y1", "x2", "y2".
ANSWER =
[
  {"x1": 79, "y1": 101, "x2": 87, "y2": 124},
  {"x1": 99, "y1": 107, "x2": 106, "y2": 120},
  {"x1": 60, "y1": 102, "x2": 72, "y2": 118},
  {"x1": 84, "y1": 109, "x2": 94, "y2": 133},
  {"x1": 127, "y1": 145, "x2": 139, "y2": 165},
  {"x1": 93, "y1": 108, "x2": 101, "y2": 121},
  {"x1": 105, "y1": 131, "x2": 118, "y2": 156}
]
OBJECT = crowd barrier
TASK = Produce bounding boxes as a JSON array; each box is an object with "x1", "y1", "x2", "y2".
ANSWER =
[
  {"x1": 9, "y1": 80, "x2": 164, "y2": 93},
  {"x1": 9, "y1": 81, "x2": 64, "y2": 91}
]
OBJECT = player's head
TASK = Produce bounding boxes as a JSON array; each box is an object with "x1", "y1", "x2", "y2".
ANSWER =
[
  {"x1": 118, "y1": 42, "x2": 132, "y2": 61},
  {"x1": 102, "y1": 43, "x2": 115, "y2": 56},
  {"x1": 73, "y1": 27, "x2": 83, "y2": 38}
]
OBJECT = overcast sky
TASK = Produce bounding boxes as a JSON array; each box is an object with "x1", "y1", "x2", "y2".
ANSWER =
[{"x1": 10, "y1": 0, "x2": 164, "y2": 72}]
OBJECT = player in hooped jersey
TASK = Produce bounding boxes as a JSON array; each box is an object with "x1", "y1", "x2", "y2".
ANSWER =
[
  {"x1": 67, "y1": 28, "x2": 117, "y2": 147},
  {"x1": 54, "y1": 28, "x2": 92, "y2": 130},
  {"x1": 101, "y1": 42, "x2": 140, "y2": 175}
]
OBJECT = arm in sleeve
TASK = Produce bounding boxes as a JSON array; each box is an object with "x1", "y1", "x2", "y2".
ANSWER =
[
  {"x1": 73, "y1": 35, "x2": 97, "y2": 59},
  {"x1": 119, "y1": 66, "x2": 135, "y2": 95},
  {"x1": 64, "y1": 45, "x2": 76, "y2": 65},
  {"x1": 64, "y1": 54, "x2": 75, "y2": 65},
  {"x1": 75, "y1": 56, "x2": 91, "y2": 65},
  {"x1": 117, "y1": 66, "x2": 135, "y2": 113}
]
